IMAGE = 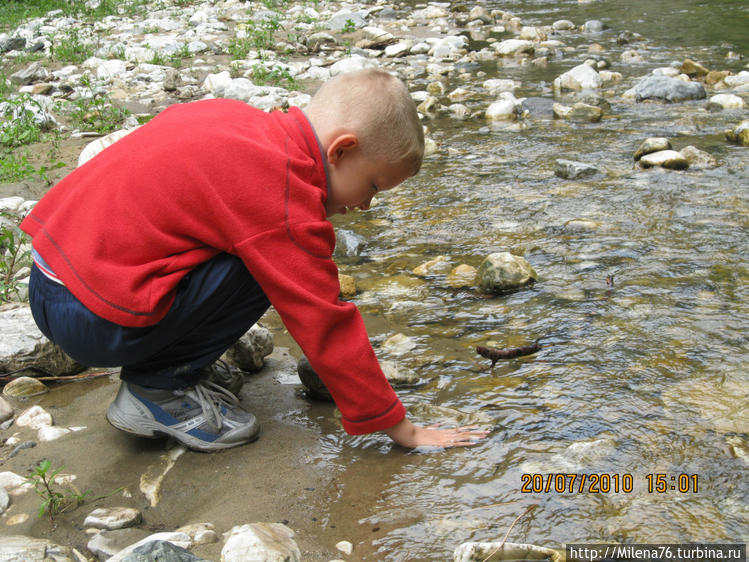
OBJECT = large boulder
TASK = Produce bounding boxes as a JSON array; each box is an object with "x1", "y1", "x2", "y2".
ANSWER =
[
  {"x1": 475, "y1": 253, "x2": 537, "y2": 293},
  {"x1": 0, "y1": 304, "x2": 84, "y2": 377},
  {"x1": 553, "y1": 63, "x2": 601, "y2": 92},
  {"x1": 222, "y1": 324, "x2": 274, "y2": 372},
  {"x1": 627, "y1": 74, "x2": 706, "y2": 102}
]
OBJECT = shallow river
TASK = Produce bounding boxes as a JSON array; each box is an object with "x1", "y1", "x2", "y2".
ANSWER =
[{"x1": 293, "y1": 0, "x2": 749, "y2": 559}]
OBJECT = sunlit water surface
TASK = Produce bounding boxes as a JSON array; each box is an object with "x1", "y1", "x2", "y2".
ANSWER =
[{"x1": 282, "y1": 0, "x2": 749, "y2": 558}]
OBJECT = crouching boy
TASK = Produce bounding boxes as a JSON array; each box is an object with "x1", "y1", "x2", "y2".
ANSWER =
[{"x1": 22, "y1": 69, "x2": 486, "y2": 452}]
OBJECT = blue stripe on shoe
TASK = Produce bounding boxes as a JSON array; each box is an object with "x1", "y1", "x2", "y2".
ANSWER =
[{"x1": 137, "y1": 396, "x2": 220, "y2": 443}]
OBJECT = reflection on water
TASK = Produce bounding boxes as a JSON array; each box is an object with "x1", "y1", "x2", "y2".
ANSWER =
[{"x1": 320, "y1": 0, "x2": 748, "y2": 558}]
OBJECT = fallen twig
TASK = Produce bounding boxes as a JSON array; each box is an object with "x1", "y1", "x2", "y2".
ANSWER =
[{"x1": 480, "y1": 503, "x2": 539, "y2": 562}]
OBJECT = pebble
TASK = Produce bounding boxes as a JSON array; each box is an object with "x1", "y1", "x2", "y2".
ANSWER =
[
  {"x1": 84, "y1": 507, "x2": 143, "y2": 530},
  {"x1": 14, "y1": 405, "x2": 52, "y2": 429},
  {"x1": 2, "y1": 376, "x2": 48, "y2": 398},
  {"x1": 336, "y1": 540, "x2": 354, "y2": 555},
  {"x1": 447, "y1": 264, "x2": 477, "y2": 289},
  {"x1": 554, "y1": 159, "x2": 599, "y2": 179},
  {"x1": 553, "y1": 63, "x2": 602, "y2": 92}
]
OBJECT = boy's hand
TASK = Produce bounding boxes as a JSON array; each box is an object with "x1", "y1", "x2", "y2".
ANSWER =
[{"x1": 384, "y1": 417, "x2": 488, "y2": 449}]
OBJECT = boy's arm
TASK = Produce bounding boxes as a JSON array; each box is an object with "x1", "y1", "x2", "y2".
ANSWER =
[{"x1": 384, "y1": 418, "x2": 488, "y2": 448}]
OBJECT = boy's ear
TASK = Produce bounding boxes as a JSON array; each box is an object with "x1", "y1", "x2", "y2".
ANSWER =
[{"x1": 327, "y1": 133, "x2": 359, "y2": 164}]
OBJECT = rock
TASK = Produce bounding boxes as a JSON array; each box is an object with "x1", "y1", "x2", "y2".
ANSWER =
[
  {"x1": 84, "y1": 507, "x2": 143, "y2": 530},
  {"x1": 554, "y1": 159, "x2": 599, "y2": 179},
  {"x1": 705, "y1": 70, "x2": 731, "y2": 87},
  {"x1": 553, "y1": 63, "x2": 601, "y2": 92},
  {"x1": 638, "y1": 150, "x2": 689, "y2": 170},
  {"x1": 3, "y1": 376, "x2": 48, "y2": 398},
  {"x1": 520, "y1": 97, "x2": 555, "y2": 119},
  {"x1": 485, "y1": 93, "x2": 522, "y2": 121},
  {"x1": 0, "y1": 536, "x2": 77, "y2": 562},
  {"x1": 475, "y1": 252, "x2": 537, "y2": 293},
  {"x1": 628, "y1": 74, "x2": 706, "y2": 102},
  {"x1": 163, "y1": 68, "x2": 180, "y2": 91},
  {"x1": 380, "y1": 360, "x2": 420, "y2": 386},
  {"x1": 552, "y1": 20, "x2": 576, "y2": 31},
  {"x1": 78, "y1": 128, "x2": 138, "y2": 167},
  {"x1": 0, "y1": 98, "x2": 57, "y2": 131},
  {"x1": 97, "y1": 59, "x2": 128, "y2": 81},
  {"x1": 0, "y1": 305, "x2": 84, "y2": 377},
  {"x1": 0, "y1": 486, "x2": 8, "y2": 514},
  {"x1": 222, "y1": 523, "x2": 300, "y2": 562},
  {"x1": 306, "y1": 32, "x2": 337, "y2": 53},
  {"x1": 582, "y1": 20, "x2": 605, "y2": 33},
  {"x1": 382, "y1": 333, "x2": 417, "y2": 355},
  {"x1": 334, "y1": 229, "x2": 366, "y2": 257},
  {"x1": 14, "y1": 405, "x2": 52, "y2": 429},
  {"x1": 679, "y1": 146, "x2": 718, "y2": 169},
  {"x1": 413, "y1": 256, "x2": 451, "y2": 276},
  {"x1": 103, "y1": 531, "x2": 191, "y2": 562},
  {"x1": 449, "y1": 103, "x2": 470, "y2": 119},
  {"x1": 202, "y1": 71, "x2": 232, "y2": 96},
  {"x1": 417, "y1": 95, "x2": 440, "y2": 115},
  {"x1": 410, "y1": 402, "x2": 492, "y2": 426},
  {"x1": 519, "y1": 26, "x2": 546, "y2": 42},
  {"x1": 552, "y1": 102, "x2": 602, "y2": 122},
  {"x1": 0, "y1": 36, "x2": 26, "y2": 54},
  {"x1": 327, "y1": 11, "x2": 367, "y2": 31},
  {"x1": 10, "y1": 62, "x2": 49, "y2": 85},
  {"x1": 38, "y1": 426, "x2": 72, "y2": 441},
  {"x1": 680, "y1": 59, "x2": 709, "y2": 79},
  {"x1": 336, "y1": 540, "x2": 353, "y2": 555},
  {"x1": 565, "y1": 219, "x2": 600, "y2": 231},
  {"x1": 493, "y1": 39, "x2": 533, "y2": 57},
  {"x1": 0, "y1": 471, "x2": 33, "y2": 495},
  {"x1": 447, "y1": 264, "x2": 477, "y2": 289},
  {"x1": 483, "y1": 78, "x2": 517, "y2": 95},
  {"x1": 175, "y1": 523, "x2": 219, "y2": 546},
  {"x1": 338, "y1": 274, "x2": 357, "y2": 298},
  {"x1": 384, "y1": 41, "x2": 411, "y2": 58},
  {"x1": 454, "y1": 541, "x2": 563, "y2": 562},
  {"x1": 726, "y1": 120, "x2": 749, "y2": 146},
  {"x1": 120, "y1": 540, "x2": 207, "y2": 562},
  {"x1": 707, "y1": 93, "x2": 746, "y2": 111},
  {"x1": 633, "y1": 137, "x2": 671, "y2": 160},
  {"x1": 0, "y1": 396, "x2": 13, "y2": 423},
  {"x1": 222, "y1": 324, "x2": 273, "y2": 372},
  {"x1": 297, "y1": 356, "x2": 332, "y2": 401},
  {"x1": 329, "y1": 55, "x2": 377, "y2": 76},
  {"x1": 723, "y1": 71, "x2": 749, "y2": 88}
]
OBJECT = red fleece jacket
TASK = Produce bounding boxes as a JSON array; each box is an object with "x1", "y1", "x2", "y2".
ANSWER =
[{"x1": 21, "y1": 99, "x2": 405, "y2": 435}]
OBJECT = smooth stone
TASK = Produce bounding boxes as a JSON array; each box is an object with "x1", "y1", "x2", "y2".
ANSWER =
[
  {"x1": 552, "y1": 20, "x2": 576, "y2": 31},
  {"x1": 297, "y1": 356, "x2": 332, "y2": 401},
  {"x1": 120, "y1": 540, "x2": 207, "y2": 562},
  {"x1": 0, "y1": 471, "x2": 33, "y2": 495},
  {"x1": 582, "y1": 20, "x2": 605, "y2": 33},
  {"x1": 639, "y1": 150, "x2": 689, "y2": 170},
  {"x1": 380, "y1": 361, "x2": 420, "y2": 386},
  {"x1": 483, "y1": 78, "x2": 517, "y2": 95},
  {"x1": 633, "y1": 137, "x2": 671, "y2": 160},
  {"x1": 329, "y1": 55, "x2": 377, "y2": 76},
  {"x1": 475, "y1": 252, "x2": 537, "y2": 293},
  {"x1": 707, "y1": 93, "x2": 746, "y2": 110},
  {"x1": 680, "y1": 58, "x2": 709, "y2": 78},
  {"x1": 554, "y1": 159, "x2": 599, "y2": 179},
  {"x1": 15, "y1": 405, "x2": 52, "y2": 429},
  {"x1": 629, "y1": 74, "x2": 706, "y2": 102},
  {"x1": 336, "y1": 541, "x2": 353, "y2": 555},
  {"x1": 493, "y1": 39, "x2": 534, "y2": 57},
  {"x1": 0, "y1": 536, "x2": 77, "y2": 561},
  {"x1": 37, "y1": 426, "x2": 72, "y2": 442},
  {"x1": 1, "y1": 376, "x2": 48, "y2": 399},
  {"x1": 84, "y1": 507, "x2": 143, "y2": 530},
  {"x1": 413, "y1": 256, "x2": 451, "y2": 276},
  {"x1": 679, "y1": 146, "x2": 718, "y2": 169},
  {"x1": 553, "y1": 63, "x2": 601, "y2": 92},
  {"x1": 446, "y1": 264, "x2": 477, "y2": 289},
  {"x1": 486, "y1": 93, "x2": 521, "y2": 121},
  {"x1": 552, "y1": 102, "x2": 602, "y2": 122},
  {"x1": 0, "y1": 396, "x2": 14, "y2": 423},
  {"x1": 338, "y1": 273, "x2": 357, "y2": 298},
  {"x1": 222, "y1": 324, "x2": 273, "y2": 372},
  {"x1": 0, "y1": 486, "x2": 9, "y2": 513},
  {"x1": 382, "y1": 333, "x2": 417, "y2": 355},
  {"x1": 222, "y1": 523, "x2": 300, "y2": 562},
  {"x1": 175, "y1": 522, "x2": 219, "y2": 546},
  {"x1": 104, "y1": 532, "x2": 191, "y2": 562},
  {"x1": 454, "y1": 541, "x2": 563, "y2": 562},
  {"x1": 565, "y1": 218, "x2": 600, "y2": 231}
]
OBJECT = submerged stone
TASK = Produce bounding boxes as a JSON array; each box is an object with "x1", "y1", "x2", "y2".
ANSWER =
[
  {"x1": 554, "y1": 159, "x2": 599, "y2": 179},
  {"x1": 455, "y1": 541, "x2": 563, "y2": 562},
  {"x1": 476, "y1": 252, "x2": 537, "y2": 293},
  {"x1": 679, "y1": 146, "x2": 718, "y2": 169},
  {"x1": 633, "y1": 137, "x2": 671, "y2": 161},
  {"x1": 638, "y1": 150, "x2": 689, "y2": 170},
  {"x1": 629, "y1": 74, "x2": 706, "y2": 102}
]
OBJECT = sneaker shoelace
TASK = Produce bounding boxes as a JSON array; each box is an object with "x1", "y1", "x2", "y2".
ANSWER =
[{"x1": 177, "y1": 380, "x2": 240, "y2": 429}]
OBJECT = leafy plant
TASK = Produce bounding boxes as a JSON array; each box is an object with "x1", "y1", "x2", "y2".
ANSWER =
[
  {"x1": 70, "y1": 75, "x2": 130, "y2": 133},
  {"x1": 228, "y1": 17, "x2": 282, "y2": 58},
  {"x1": 250, "y1": 63, "x2": 299, "y2": 90},
  {"x1": 0, "y1": 94, "x2": 45, "y2": 148},
  {"x1": 0, "y1": 210, "x2": 32, "y2": 302},
  {"x1": 342, "y1": 18, "x2": 357, "y2": 33},
  {"x1": 49, "y1": 28, "x2": 94, "y2": 64},
  {"x1": 26, "y1": 460, "x2": 90, "y2": 522}
]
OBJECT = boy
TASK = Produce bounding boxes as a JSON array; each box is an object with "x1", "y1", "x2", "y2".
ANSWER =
[{"x1": 22, "y1": 69, "x2": 487, "y2": 452}]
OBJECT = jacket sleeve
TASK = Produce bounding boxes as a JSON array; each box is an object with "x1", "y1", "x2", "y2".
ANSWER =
[{"x1": 234, "y1": 223, "x2": 406, "y2": 435}]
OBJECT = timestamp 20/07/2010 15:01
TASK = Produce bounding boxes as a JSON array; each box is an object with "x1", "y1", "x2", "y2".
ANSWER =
[{"x1": 520, "y1": 473, "x2": 699, "y2": 494}]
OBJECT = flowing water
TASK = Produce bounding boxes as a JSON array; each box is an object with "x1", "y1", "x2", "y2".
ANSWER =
[{"x1": 296, "y1": 0, "x2": 749, "y2": 558}]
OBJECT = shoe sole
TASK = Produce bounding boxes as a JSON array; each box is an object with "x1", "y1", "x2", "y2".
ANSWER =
[{"x1": 106, "y1": 406, "x2": 260, "y2": 453}]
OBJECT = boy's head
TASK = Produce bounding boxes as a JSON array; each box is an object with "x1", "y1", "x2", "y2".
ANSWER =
[{"x1": 305, "y1": 69, "x2": 425, "y2": 217}]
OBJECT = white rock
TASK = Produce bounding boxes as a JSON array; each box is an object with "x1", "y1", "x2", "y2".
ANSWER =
[
  {"x1": 97, "y1": 59, "x2": 127, "y2": 81},
  {"x1": 38, "y1": 426, "x2": 71, "y2": 442},
  {"x1": 483, "y1": 78, "x2": 517, "y2": 95},
  {"x1": 222, "y1": 523, "x2": 300, "y2": 562},
  {"x1": 84, "y1": 507, "x2": 142, "y2": 530},
  {"x1": 724, "y1": 71, "x2": 749, "y2": 87},
  {"x1": 78, "y1": 128, "x2": 137, "y2": 167},
  {"x1": 203, "y1": 70, "x2": 233, "y2": 96},
  {"x1": 329, "y1": 55, "x2": 377, "y2": 76},
  {"x1": 15, "y1": 405, "x2": 52, "y2": 429},
  {"x1": 708, "y1": 93, "x2": 746, "y2": 109},
  {"x1": 485, "y1": 92, "x2": 521, "y2": 121},
  {"x1": 493, "y1": 39, "x2": 534, "y2": 56},
  {"x1": 336, "y1": 540, "x2": 353, "y2": 555},
  {"x1": 382, "y1": 333, "x2": 417, "y2": 355},
  {"x1": 519, "y1": 26, "x2": 546, "y2": 41},
  {"x1": 0, "y1": 197, "x2": 26, "y2": 212},
  {"x1": 106, "y1": 532, "x2": 192, "y2": 562},
  {"x1": 0, "y1": 396, "x2": 13, "y2": 423},
  {"x1": 0, "y1": 472, "x2": 33, "y2": 495},
  {"x1": 553, "y1": 63, "x2": 601, "y2": 92},
  {"x1": 385, "y1": 41, "x2": 412, "y2": 58}
]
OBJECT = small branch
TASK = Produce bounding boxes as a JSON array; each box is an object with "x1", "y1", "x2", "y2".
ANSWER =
[{"x1": 480, "y1": 504, "x2": 539, "y2": 562}]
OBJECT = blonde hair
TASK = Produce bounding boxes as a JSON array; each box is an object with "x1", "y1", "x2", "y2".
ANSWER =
[{"x1": 306, "y1": 69, "x2": 424, "y2": 175}]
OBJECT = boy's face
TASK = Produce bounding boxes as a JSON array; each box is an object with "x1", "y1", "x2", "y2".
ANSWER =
[{"x1": 324, "y1": 135, "x2": 412, "y2": 217}]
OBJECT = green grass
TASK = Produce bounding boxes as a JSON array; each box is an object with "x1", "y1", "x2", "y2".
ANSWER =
[
  {"x1": 49, "y1": 27, "x2": 94, "y2": 64},
  {"x1": 0, "y1": 94, "x2": 45, "y2": 148}
]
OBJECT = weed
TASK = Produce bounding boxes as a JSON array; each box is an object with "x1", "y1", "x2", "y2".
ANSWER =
[
  {"x1": 229, "y1": 17, "x2": 282, "y2": 58},
  {"x1": 342, "y1": 18, "x2": 357, "y2": 33},
  {"x1": 49, "y1": 28, "x2": 94, "y2": 64},
  {"x1": 0, "y1": 210, "x2": 32, "y2": 302},
  {"x1": 26, "y1": 460, "x2": 90, "y2": 522},
  {"x1": 250, "y1": 63, "x2": 299, "y2": 90},
  {"x1": 70, "y1": 75, "x2": 130, "y2": 133},
  {"x1": 0, "y1": 94, "x2": 45, "y2": 148}
]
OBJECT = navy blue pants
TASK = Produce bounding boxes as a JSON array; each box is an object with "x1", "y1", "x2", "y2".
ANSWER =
[{"x1": 29, "y1": 254, "x2": 270, "y2": 389}]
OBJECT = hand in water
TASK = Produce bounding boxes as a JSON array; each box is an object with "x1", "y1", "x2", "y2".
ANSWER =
[{"x1": 385, "y1": 418, "x2": 489, "y2": 449}]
